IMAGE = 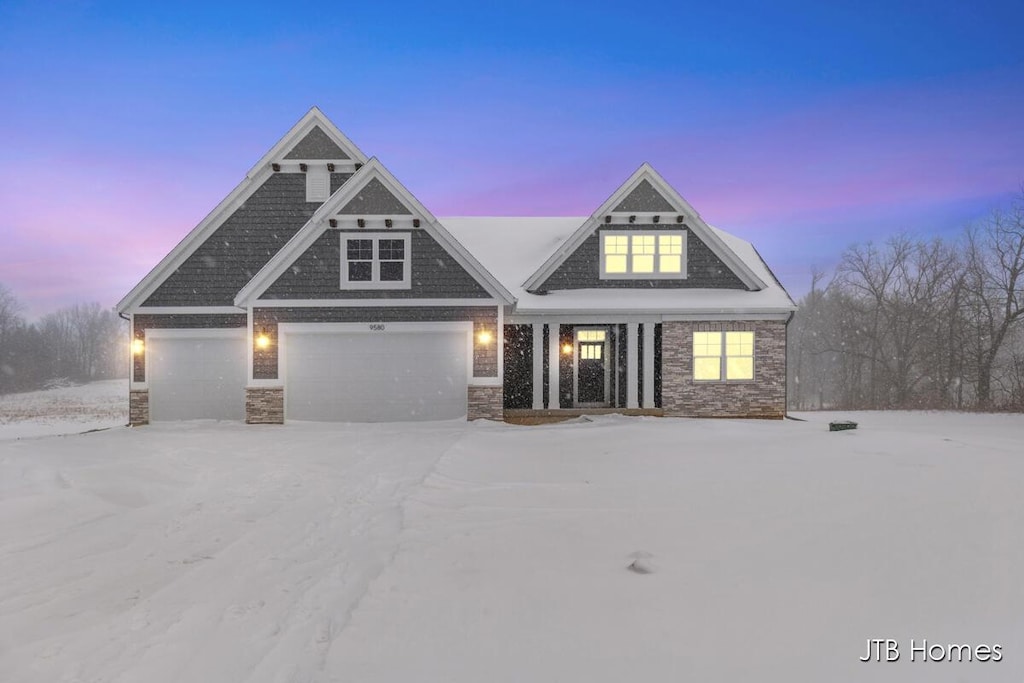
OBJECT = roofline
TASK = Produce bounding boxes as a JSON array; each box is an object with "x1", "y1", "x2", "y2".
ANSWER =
[
  {"x1": 118, "y1": 107, "x2": 369, "y2": 313},
  {"x1": 234, "y1": 158, "x2": 515, "y2": 307},
  {"x1": 521, "y1": 163, "x2": 767, "y2": 292}
]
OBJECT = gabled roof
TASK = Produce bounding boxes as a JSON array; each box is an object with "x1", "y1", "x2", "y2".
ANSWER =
[
  {"x1": 442, "y1": 218, "x2": 796, "y2": 316},
  {"x1": 521, "y1": 163, "x2": 768, "y2": 293},
  {"x1": 234, "y1": 159, "x2": 515, "y2": 306},
  {"x1": 117, "y1": 107, "x2": 368, "y2": 313}
]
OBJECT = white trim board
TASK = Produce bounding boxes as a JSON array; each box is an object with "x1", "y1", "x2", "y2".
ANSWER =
[
  {"x1": 252, "y1": 298, "x2": 501, "y2": 308},
  {"x1": 521, "y1": 163, "x2": 767, "y2": 293},
  {"x1": 117, "y1": 107, "x2": 369, "y2": 313}
]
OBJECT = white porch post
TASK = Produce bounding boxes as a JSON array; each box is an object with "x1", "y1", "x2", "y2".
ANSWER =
[
  {"x1": 642, "y1": 322, "x2": 655, "y2": 408},
  {"x1": 548, "y1": 322, "x2": 560, "y2": 409},
  {"x1": 627, "y1": 322, "x2": 639, "y2": 409},
  {"x1": 532, "y1": 323, "x2": 544, "y2": 410}
]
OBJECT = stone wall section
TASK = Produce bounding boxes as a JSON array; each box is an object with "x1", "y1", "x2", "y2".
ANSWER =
[
  {"x1": 129, "y1": 390, "x2": 149, "y2": 426},
  {"x1": 468, "y1": 386, "x2": 504, "y2": 421},
  {"x1": 662, "y1": 320, "x2": 787, "y2": 418},
  {"x1": 246, "y1": 387, "x2": 284, "y2": 424}
]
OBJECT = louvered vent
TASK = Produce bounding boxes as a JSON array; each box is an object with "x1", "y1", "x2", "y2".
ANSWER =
[{"x1": 306, "y1": 167, "x2": 330, "y2": 202}]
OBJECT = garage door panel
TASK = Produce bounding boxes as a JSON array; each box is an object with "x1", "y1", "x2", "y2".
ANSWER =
[
  {"x1": 149, "y1": 335, "x2": 246, "y2": 421},
  {"x1": 285, "y1": 330, "x2": 468, "y2": 422}
]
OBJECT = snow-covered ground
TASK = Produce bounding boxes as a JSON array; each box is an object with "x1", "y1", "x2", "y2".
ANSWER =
[
  {"x1": 0, "y1": 379, "x2": 127, "y2": 440},
  {"x1": 0, "y1": 394, "x2": 1022, "y2": 682}
]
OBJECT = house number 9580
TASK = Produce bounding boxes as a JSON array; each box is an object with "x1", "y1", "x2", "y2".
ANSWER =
[{"x1": 369, "y1": 324, "x2": 386, "y2": 331}]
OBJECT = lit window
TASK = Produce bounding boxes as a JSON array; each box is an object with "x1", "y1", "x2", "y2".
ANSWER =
[
  {"x1": 580, "y1": 344, "x2": 603, "y2": 360},
  {"x1": 601, "y1": 231, "x2": 687, "y2": 279},
  {"x1": 577, "y1": 330, "x2": 606, "y2": 342},
  {"x1": 340, "y1": 233, "x2": 411, "y2": 289},
  {"x1": 693, "y1": 330, "x2": 755, "y2": 381}
]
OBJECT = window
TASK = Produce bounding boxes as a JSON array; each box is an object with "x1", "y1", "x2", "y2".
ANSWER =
[
  {"x1": 340, "y1": 233, "x2": 411, "y2": 289},
  {"x1": 600, "y1": 231, "x2": 687, "y2": 278},
  {"x1": 693, "y1": 330, "x2": 754, "y2": 381}
]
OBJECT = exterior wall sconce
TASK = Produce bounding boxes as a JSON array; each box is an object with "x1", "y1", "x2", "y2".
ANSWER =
[
  {"x1": 255, "y1": 330, "x2": 271, "y2": 349},
  {"x1": 131, "y1": 338, "x2": 145, "y2": 355},
  {"x1": 477, "y1": 330, "x2": 493, "y2": 345},
  {"x1": 561, "y1": 343, "x2": 573, "y2": 355}
]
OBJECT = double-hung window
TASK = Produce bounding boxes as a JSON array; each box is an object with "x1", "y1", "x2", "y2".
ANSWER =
[
  {"x1": 341, "y1": 233, "x2": 411, "y2": 289},
  {"x1": 693, "y1": 331, "x2": 754, "y2": 381},
  {"x1": 600, "y1": 231, "x2": 687, "y2": 279}
]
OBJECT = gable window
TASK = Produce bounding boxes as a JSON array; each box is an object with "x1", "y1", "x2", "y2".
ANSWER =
[
  {"x1": 600, "y1": 231, "x2": 687, "y2": 279},
  {"x1": 340, "y1": 233, "x2": 411, "y2": 289},
  {"x1": 693, "y1": 331, "x2": 754, "y2": 381}
]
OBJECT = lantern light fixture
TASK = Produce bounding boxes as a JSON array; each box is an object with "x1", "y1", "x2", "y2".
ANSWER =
[
  {"x1": 131, "y1": 338, "x2": 145, "y2": 355},
  {"x1": 562, "y1": 343, "x2": 573, "y2": 355}
]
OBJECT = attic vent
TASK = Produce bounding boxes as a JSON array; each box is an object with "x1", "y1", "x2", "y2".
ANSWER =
[{"x1": 306, "y1": 167, "x2": 330, "y2": 202}]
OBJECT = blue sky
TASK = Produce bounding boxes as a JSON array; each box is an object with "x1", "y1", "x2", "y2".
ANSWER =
[{"x1": 1, "y1": 0, "x2": 1022, "y2": 317}]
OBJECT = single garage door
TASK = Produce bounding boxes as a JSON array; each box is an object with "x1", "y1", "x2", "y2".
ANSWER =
[
  {"x1": 148, "y1": 331, "x2": 247, "y2": 421},
  {"x1": 284, "y1": 328, "x2": 469, "y2": 422}
]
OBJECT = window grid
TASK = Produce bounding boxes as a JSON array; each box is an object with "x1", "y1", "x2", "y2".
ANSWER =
[
  {"x1": 341, "y1": 234, "x2": 411, "y2": 289},
  {"x1": 600, "y1": 231, "x2": 686, "y2": 278},
  {"x1": 693, "y1": 330, "x2": 755, "y2": 381}
]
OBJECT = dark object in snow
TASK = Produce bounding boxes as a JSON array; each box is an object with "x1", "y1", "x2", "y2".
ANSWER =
[
  {"x1": 829, "y1": 420, "x2": 858, "y2": 432},
  {"x1": 627, "y1": 551, "x2": 655, "y2": 574}
]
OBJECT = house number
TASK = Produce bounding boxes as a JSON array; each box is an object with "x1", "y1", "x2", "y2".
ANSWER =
[{"x1": 369, "y1": 324, "x2": 386, "y2": 331}]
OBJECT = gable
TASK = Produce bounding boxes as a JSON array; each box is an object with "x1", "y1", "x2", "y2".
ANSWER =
[
  {"x1": 337, "y1": 177, "x2": 412, "y2": 215},
  {"x1": 612, "y1": 179, "x2": 675, "y2": 212},
  {"x1": 235, "y1": 159, "x2": 514, "y2": 306},
  {"x1": 283, "y1": 125, "x2": 351, "y2": 160},
  {"x1": 143, "y1": 172, "x2": 351, "y2": 307},
  {"x1": 536, "y1": 223, "x2": 746, "y2": 291}
]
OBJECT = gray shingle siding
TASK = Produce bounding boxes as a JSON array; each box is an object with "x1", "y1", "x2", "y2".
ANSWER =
[
  {"x1": 612, "y1": 180, "x2": 675, "y2": 212},
  {"x1": 252, "y1": 306, "x2": 498, "y2": 379},
  {"x1": 337, "y1": 178, "x2": 412, "y2": 215},
  {"x1": 142, "y1": 173, "x2": 352, "y2": 307},
  {"x1": 537, "y1": 224, "x2": 747, "y2": 291},
  {"x1": 283, "y1": 125, "x2": 350, "y2": 159},
  {"x1": 260, "y1": 229, "x2": 491, "y2": 299}
]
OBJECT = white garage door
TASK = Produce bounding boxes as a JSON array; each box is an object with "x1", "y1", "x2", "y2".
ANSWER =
[
  {"x1": 284, "y1": 328, "x2": 469, "y2": 422},
  {"x1": 148, "y1": 331, "x2": 247, "y2": 421}
]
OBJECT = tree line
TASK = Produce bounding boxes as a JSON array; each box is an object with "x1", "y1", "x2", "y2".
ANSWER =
[
  {"x1": 0, "y1": 285, "x2": 127, "y2": 394},
  {"x1": 788, "y1": 191, "x2": 1024, "y2": 411}
]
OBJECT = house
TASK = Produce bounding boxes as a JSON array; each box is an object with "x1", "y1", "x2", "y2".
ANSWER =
[{"x1": 117, "y1": 108, "x2": 796, "y2": 424}]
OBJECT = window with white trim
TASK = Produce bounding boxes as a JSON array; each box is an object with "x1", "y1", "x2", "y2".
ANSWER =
[
  {"x1": 600, "y1": 231, "x2": 687, "y2": 278},
  {"x1": 693, "y1": 331, "x2": 754, "y2": 381},
  {"x1": 340, "y1": 233, "x2": 411, "y2": 289}
]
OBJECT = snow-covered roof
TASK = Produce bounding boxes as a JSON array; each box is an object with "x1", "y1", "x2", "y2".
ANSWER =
[{"x1": 440, "y1": 217, "x2": 796, "y2": 316}]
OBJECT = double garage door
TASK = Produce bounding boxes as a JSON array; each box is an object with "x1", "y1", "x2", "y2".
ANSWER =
[
  {"x1": 146, "y1": 326, "x2": 470, "y2": 422},
  {"x1": 283, "y1": 327, "x2": 470, "y2": 422}
]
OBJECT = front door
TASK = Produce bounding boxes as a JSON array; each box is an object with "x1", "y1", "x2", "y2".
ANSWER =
[{"x1": 575, "y1": 329, "x2": 609, "y2": 406}]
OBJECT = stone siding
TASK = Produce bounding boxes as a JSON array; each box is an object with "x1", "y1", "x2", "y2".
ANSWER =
[
  {"x1": 468, "y1": 386, "x2": 504, "y2": 421},
  {"x1": 129, "y1": 390, "x2": 149, "y2": 426},
  {"x1": 662, "y1": 320, "x2": 787, "y2": 418},
  {"x1": 246, "y1": 387, "x2": 284, "y2": 424}
]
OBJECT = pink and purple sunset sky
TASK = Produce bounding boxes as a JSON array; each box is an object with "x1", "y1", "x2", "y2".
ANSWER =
[{"x1": 2, "y1": 0, "x2": 1022, "y2": 319}]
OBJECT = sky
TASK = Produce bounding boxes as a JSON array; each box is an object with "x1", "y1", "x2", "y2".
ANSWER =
[{"x1": 1, "y1": 0, "x2": 1022, "y2": 319}]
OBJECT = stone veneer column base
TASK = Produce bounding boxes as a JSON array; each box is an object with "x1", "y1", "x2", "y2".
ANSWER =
[
  {"x1": 246, "y1": 387, "x2": 285, "y2": 424},
  {"x1": 129, "y1": 389, "x2": 149, "y2": 426},
  {"x1": 467, "y1": 385, "x2": 504, "y2": 421},
  {"x1": 661, "y1": 320, "x2": 787, "y2": 419}
]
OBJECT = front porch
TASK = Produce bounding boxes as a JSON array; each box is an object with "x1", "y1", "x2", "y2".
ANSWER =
[{"x1": 502, "y1": 321, "x2": 662, "y2": 413}]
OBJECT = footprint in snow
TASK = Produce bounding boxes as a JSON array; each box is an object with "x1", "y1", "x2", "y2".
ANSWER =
[{"x1": 627, "y1": 550, "x2": 655, "y2": 574}]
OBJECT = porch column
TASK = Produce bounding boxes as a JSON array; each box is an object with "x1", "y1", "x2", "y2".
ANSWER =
[
  {"x1": 627, "y1": 322, "x2": 639, "y2": 409},
  {"x1": 643, "y1": 322, "x2": 655, "y2": 408},
  {"x1": 532, "y1": 323, "x2": 544, "y2": 410},
  {"x1": 548, "y1": 322, "x2": 560, "y2": 409}
]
